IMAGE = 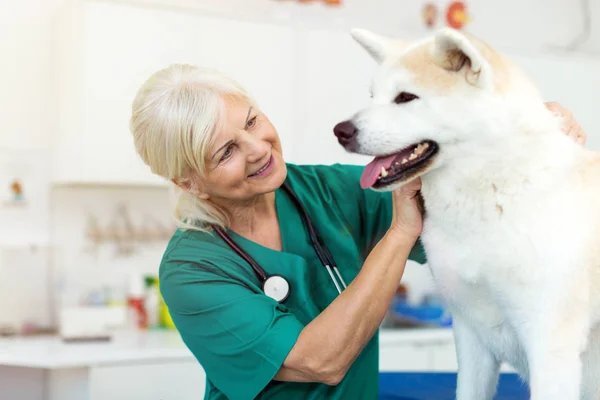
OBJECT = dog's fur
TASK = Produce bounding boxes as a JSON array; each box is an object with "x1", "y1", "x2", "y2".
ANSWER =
[{"x1": 338, "y1": 28, "x2": 600, "y2": 399}]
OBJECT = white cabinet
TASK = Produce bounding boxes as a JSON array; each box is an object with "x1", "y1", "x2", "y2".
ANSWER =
[
  {"x1": 379, "y1": 329, "x2": 455, "y2": 372},
  {"x1": 430, "y1": 342, "x2": 459, "y2": 371},
  {"x1": 90, "y1": 360, "x2": 206, "y2": 400},
  {"x1": 414, "y1": 339, "x2": 517, "y2": 373},
  {"x1": 378, "y1": 329, "x2": 517, "y2": 373},
  {"x1": 0, "y1": 361, "x2": 206, "y2": 400},
  {"x1": 379, "y1": 342, "x2": 433, "y2": 371},
  {"x1": 52, "y1": 0, "x2": 293, "y2": 186}
]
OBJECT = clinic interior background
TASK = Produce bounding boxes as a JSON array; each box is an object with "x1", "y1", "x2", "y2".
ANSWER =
[{"x1": 1, "y1": 0, "x2": 599, "y2": 336}]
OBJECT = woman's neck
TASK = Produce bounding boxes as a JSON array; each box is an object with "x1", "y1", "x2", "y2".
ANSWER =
[{"x1": 217, "y1": 192, "x2": 282, "y2": 250}]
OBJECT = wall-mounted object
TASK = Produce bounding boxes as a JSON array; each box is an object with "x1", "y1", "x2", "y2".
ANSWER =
[
  {"x1": 445, "y1": 1, "x2": 469, "y2": 30},
  {"x1": 0, "y1": 148, "x2": 50, "y2": 247},
  {"x1": 85, "y1": 204, "x2": 175, "y2": 256},
  {"x1": 422, "y1": 3, "x2": 438, "y2": 29}
]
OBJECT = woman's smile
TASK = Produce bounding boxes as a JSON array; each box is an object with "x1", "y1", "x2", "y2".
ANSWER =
[{"x1": 248, "y1": 155, "x2": 275, "y2": 178}]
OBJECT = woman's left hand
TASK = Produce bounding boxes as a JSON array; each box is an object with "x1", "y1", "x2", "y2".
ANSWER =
[{"x1": 545, "y1": 102, "x2": 587, "y2": 146}]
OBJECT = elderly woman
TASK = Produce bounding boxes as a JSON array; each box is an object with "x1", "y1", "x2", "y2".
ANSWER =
[{"x1": 129, "y1": 64, "x2": 586, "y2": 400}]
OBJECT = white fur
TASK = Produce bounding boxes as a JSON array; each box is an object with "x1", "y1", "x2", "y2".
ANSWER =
[{"x1": 345, "y1": 28, "x2": 600, "y2": 399}]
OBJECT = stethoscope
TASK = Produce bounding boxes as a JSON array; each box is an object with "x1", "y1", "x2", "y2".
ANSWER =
[{"x1": 212, "y1": 182, "x2": 347, "y2": 303}]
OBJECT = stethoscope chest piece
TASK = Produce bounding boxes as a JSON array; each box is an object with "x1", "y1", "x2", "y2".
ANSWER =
[{"x1": 263, "y1": 275, "x2": 290, "y2": 303}]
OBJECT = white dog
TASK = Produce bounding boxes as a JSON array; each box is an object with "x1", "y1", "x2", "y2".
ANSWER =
[{"x1": 334, "y1": 28, "x2": 600, "y2": 399}]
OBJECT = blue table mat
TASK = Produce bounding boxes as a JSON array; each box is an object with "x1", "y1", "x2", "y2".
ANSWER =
[{"x1": 378, "y1": 373, "x2": 529, "y2": 400}]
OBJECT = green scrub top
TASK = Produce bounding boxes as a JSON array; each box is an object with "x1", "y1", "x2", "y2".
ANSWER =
[{"x1": 159, "y1": 163, "x2": 426, "y2": 400}]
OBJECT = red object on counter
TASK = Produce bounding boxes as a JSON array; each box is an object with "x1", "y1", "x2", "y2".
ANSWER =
[
  {"x1": 127, "y1": 273, "x2": 148, "y2": 329},
  {"x1": 128, "y1": 297, "x2": 147, "y2": 329}
]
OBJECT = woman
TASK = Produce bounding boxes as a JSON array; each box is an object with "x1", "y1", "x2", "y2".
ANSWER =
[{"x1": 129, "y1": 64, "x2": 586, "y2": 400}]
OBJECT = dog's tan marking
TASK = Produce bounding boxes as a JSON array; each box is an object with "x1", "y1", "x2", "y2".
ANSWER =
[
  {"x1": 399, "y1": 45, "x2": 460, "y2": 95},
  {"x1": 496, "y1": 204, "x2": 503, "y2": 216},
  {"x1": 397, "y1": 35, "x2": 512, "y2": 94},
  {"x1": 492, "y1": 183, "x2": 497, "y2": 193}
]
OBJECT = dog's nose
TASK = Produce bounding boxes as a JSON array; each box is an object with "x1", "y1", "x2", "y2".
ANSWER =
[{"x1": 333, "y1": 120, "x2": 358, "y2": 146}]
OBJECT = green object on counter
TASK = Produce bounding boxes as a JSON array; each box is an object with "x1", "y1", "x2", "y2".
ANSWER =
[
  {"x1": 145, "y1": 275, "x2": 175, "y2": 330},
  {"x1": 157, "y1": 280, "x2": 175, "y2": 330},
  {"x1": 159, "y1": 163, "x2": 426, "y2": 400}
]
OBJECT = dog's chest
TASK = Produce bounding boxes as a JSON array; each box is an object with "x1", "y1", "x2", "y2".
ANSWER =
[
  {"x1": 420, "y1": 183, "x2": 522, "y2": 283},
  {"x1": 419, "y1": 191, "x2": 532, "y2": 368},
  {"x1": 418, "y1": 179, "x2": 546, "y2": 325},
  {"x1": 418, "y1": 174, "x2": 593, "y2": 369}
]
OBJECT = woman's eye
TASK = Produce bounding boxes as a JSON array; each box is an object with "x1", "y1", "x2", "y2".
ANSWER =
[
  {"x1": 221, "y1": 145, "x2": 234, "y2": 161},
  {"x1": 246, "y1": 116, "x2": 257, "y2": 129}
]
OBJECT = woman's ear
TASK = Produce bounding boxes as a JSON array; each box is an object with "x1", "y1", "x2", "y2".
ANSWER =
[
  {"x1": 171, "y1": 178, "x2": 189, "y2": 191},
  {"x1": 171, "y1": 178, "x2": 210, "y2": 200}
]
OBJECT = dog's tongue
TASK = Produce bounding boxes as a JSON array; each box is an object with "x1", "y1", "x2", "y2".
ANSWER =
[{"x1": 361, "y1": 154, "x2": 397, "y2": 188}]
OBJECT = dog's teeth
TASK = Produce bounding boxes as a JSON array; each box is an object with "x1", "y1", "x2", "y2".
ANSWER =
[
  {"x1": 402, "y1": 158, "x2": 408, "y2": 164},
  {"x1": 380, "y1": 167, "x2": 388, "y2": 177},
  {"x1": 415, "y1": 143, "x2": 428, "y2": 155},
  {"x1": 409, "y1": 153, "x2": 418, "y2": 161}
]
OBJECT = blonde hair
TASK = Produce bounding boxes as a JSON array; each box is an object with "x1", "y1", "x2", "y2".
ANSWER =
[{"x1": 129, "y1": 64, "x2": 256, "y2": 231}]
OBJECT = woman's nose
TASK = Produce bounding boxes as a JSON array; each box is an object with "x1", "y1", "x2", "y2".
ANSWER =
[
  {"x1": 245, "y1": 135, "x2": 270, "y2": 162},
  {"x1": 333, "y1": 120, "x2": 358, "y2": 146}
]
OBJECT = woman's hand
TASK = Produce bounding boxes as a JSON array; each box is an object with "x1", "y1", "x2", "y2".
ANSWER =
[
  {"x1": 545, "y1": 102, "x2": 587, "y2": 146},
  {"x1": 389, "y1": 177, "x2": 424, "y2": 240}
]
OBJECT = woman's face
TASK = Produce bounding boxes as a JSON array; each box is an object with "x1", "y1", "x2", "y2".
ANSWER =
[{"x1": 194, "y1": 97, "x2": 287, "y2": 206}]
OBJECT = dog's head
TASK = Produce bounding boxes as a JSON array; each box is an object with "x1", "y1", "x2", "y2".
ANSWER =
[{"x1": 334, "y1": 28, "x2": 543, "y2": 191}]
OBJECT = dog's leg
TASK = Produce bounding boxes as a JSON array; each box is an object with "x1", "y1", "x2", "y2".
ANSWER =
[
  {"x1": 453, "y1": 317, "x2": 500, "y2": 400},
  {"x1": 526, "y1": 336, "x2": 583, "y2": 400},
  {"x1": 520, "y1": 306, "x2": 589, "y2": 400},
  {"x1": 581, "y1": 327, "x2": 600, "y2": 400}
]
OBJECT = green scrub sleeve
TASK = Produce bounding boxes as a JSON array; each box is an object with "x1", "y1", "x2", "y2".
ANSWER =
[{"x1": 160, "y1": 262, "x2": 305, "y2": 400}]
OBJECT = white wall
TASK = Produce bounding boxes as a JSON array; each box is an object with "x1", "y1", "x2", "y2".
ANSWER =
[
  {"x1": 0, "y1": 0, "x2": 60, "y2": 150},
  {"x1": 0, "y1": 0, "x2": 68, "y2": 330},
  {"x1": 1, "y1": 0, "x2": 599, "y2": 331}
]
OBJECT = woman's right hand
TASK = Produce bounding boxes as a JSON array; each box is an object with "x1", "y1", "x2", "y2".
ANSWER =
[{"x1": 389, "y1": 177, "x2": 424, "y2": 241}]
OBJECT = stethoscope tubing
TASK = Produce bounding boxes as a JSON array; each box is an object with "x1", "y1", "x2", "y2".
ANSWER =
[
  {"x1": 211, "y1": 182, "x2": 347, "y2": 299},
  {"x1": 212, "y1": 225, "x2": 267, "y2": 282}
]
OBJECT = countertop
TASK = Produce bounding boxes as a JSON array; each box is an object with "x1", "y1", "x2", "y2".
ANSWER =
[{"x1": 0, "y1": 327, "x2": 454, "y2": 369}]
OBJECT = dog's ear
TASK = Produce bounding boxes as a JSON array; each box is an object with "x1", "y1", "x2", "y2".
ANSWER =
[
  {"x1": 350, "y1": 28, "x2": 407, "y2": 64},
  {"x1": 432, "y1": 28, "x2": 493, "y2": 90}
]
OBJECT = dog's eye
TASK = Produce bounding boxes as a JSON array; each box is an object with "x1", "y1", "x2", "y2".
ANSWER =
[{"x1": 394, "y1": 92, "x2": 419, "y2": 104}]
